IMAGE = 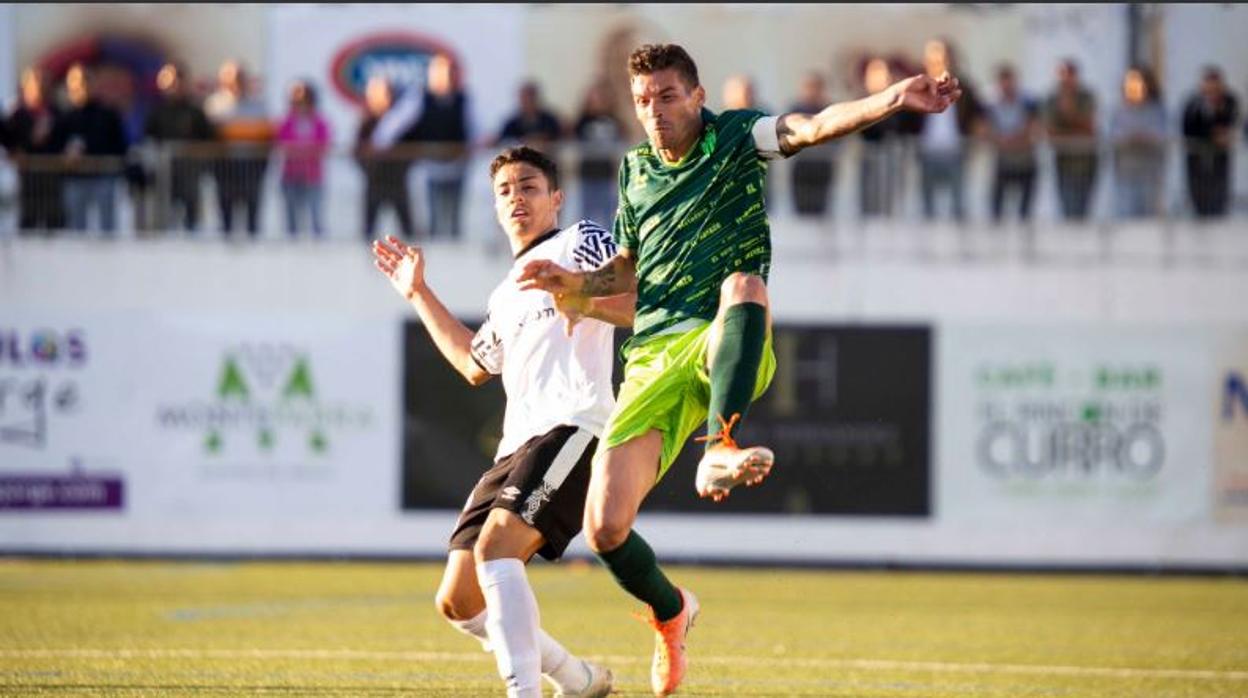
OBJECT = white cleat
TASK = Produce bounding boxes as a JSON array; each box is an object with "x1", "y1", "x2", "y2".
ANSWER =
[
  {"x1": 694, "y1": 443, "x2": 775, "y2": 503},
  {"x1": 551, "y1": 659, "x2": 614, "y2": 697}
]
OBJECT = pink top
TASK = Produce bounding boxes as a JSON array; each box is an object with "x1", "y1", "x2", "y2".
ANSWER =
[{"x1": 277, "y1": 112, "x2": 331, "y2": 184}]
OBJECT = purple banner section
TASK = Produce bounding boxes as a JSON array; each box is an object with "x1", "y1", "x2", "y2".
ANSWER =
[{"x1": 0, "y1": 473, "x2": 124, "y2": 510}]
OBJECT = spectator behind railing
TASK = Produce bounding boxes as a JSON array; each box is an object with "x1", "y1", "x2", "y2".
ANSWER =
[
  {"x1": 5, "y1": 67, "x2": 65, "y2": 233},
  {"x1": 914, "y1": 39, "x2": 983, "y2": 222},
  {"x1": 57, "y1": 63, "x2": 128, "y2": 234},
  {"x1": 497, "y1": 80, "x2": 563, "y2": 147},
  {"x1": 374, "y1": 53, "x2": 471, "y2": 241},
  {"x1": 572, "y1": 78, "x2": 625, "y2": 228},
  {"x1": 205, "y1": 60, "x2": 272, "y2": 238},
  {"x1": 1110, "y1": 66, "x2": 1167, "y2": 219},
  {"x1": 276, "y1": 80, "x2": 332, "y2": 238},
  {"x1": 1182, "y1": 66, "x2": 1240, "y2": 219},
  {"x1": 985, "y1": 63, "x2": 1040, "y2": 223},
  {"x1": 144, "y1": 61, "x2": 214, "y2": 232},
  {"x1": 786, "y1": 71, "x2": 839, "y2": 218},
  {"x1": 1044, "y1": 58, "x2": 1099, "y2": 221},
  {"x1": 722, "y1": 73, "x2": 775, "y2": 204},
  {"x1": 355, "y1": 75, "x2": 416, "y2": 241},
  {"x1": 857, "y1": 56, "x2": 922, "y2": 219}
]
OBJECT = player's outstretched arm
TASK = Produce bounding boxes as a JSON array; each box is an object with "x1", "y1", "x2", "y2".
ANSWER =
[
  {"x1": 372, "y1": 235, "x2": 492, "y2": 386},
  {"x1": 516, "y1": 251, "x2": 637, "y2": 298},
  {"x1": 775, "y1": 73, "x2": 963, "y2": 156}
]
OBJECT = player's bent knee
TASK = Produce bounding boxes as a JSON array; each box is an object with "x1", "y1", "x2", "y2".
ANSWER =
[
  {"x1": 584, "y1": 515, "x2": 630, "y2": 553},
  {"x1": 720, "y1": 272, "x2": 768, "y2": 305},
  {"x1": 434, "y1": 588, "x2": 472, "y2": 622}
]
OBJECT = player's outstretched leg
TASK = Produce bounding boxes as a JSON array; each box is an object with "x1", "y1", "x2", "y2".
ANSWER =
[
  {"x1": 435, "y1": 548, "x2": 612, "y2": 696},
  {"x1": 585, "y1": 431, "x2": 698, "y2": 696},
  {"x1": 696, "y1": 272, "x2": 775, "y2": 502}
]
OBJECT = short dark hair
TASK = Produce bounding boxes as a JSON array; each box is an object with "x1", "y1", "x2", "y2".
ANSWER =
[
  {"x1": 489, "y1": 146, "x2": 559, "y2": 191},
  {"x1": 628, "y1": 43, "x2": 700, "y2": 88}
]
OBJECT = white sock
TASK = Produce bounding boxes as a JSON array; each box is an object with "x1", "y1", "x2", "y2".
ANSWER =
[
  {"x1": 443, "y1": 599, "x2": 585, "y2": 691},
  {"x1": 478, "y1": 558, "x2": 543, "y2": 698},
  {"x1": 447, "y1": 610, "x2": 491, "y2": 652},
  {"x1": 538, "y1": 630, "x2": 587, "y2": 694}
]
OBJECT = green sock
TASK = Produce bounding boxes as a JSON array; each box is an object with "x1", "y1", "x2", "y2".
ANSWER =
[
  {"x1": 706, "y1": 301, "x2": 767, "y2": 447},
  {"x1": 596, "y1": 530, "x2": 684, "y2": 621}
]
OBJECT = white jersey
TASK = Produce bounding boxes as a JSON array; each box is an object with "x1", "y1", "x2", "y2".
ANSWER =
[{"x1": 470, "y1": 220, "x2": 620, "y2": 461}]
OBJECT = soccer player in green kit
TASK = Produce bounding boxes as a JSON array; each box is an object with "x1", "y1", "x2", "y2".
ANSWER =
[{"x1": 518, "y1": 44, "x2": 961, "y2": 696}]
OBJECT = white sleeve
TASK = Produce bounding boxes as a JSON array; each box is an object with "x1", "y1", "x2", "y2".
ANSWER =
[
  {"x1": 751, "y1": 115, "x2": 786, "y2": 160},
  {"x1": 371, "y1": 84, "x2": 425, "y2": 149},
  {"x1": 469, "y1": 313, "x2": 503, "y2": 375},
  {"x1": 569, "y1": 220, "x2": 618, "y2": 272}
]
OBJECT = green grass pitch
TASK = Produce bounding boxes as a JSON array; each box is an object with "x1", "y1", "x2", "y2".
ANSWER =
[{"x1": 2, "y1": 559, "x2": 1246, "y2": 696}]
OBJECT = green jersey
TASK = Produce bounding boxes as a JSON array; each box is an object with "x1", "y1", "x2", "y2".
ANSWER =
[{"x1": 614, "y1": 108, "x2": 778, "y2": 346}]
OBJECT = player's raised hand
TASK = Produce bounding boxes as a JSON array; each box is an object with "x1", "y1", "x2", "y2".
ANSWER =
[
  {"x1": 516, "y1": 259, "x2": 585, "y2": 295},
  {"x1": 372, "y1": 235, "x2": 425, "y2": 301},
  {"x1": 893, "y1": 73, "x2": 962, "y2": 114}
]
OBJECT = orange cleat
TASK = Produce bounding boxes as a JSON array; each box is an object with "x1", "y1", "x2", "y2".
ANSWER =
[
  {"x1": 694, "y1": 414, "x2": 774, "y2": 502},
  {"x1": 643, "y1": 587, "x2": 699, "y2": 696}
]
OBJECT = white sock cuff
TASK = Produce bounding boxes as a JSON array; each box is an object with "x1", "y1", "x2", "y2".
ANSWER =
[
  {"x1": 477, "y1": 557, "x2": 527, "y2": 587},
  {"x1": 448, "y1": 609, "x2": 487, "y2": 638}
]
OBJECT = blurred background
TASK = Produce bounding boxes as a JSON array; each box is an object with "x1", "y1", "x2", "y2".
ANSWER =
[{"x1": 1, "y1": 3, "x2": 1246, "y2": 571}]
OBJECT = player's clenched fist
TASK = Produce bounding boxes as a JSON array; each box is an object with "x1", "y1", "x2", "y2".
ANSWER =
[
  {"x1": 516, "y1": 259, "x2": 585, "y2": 296},
  {"x1": 893, "y1": 72, "x2": 962, "y2": 114},
  {"x1": 372, "y1": 234, "x2": 426, "y2": 301}
]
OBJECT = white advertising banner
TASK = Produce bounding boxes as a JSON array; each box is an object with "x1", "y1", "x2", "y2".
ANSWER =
[
  {"x1": 937, "y1": 326, "x2": 1214, "y2": 525},
  {"x1": 266, "y1": 4, "x2": 525, "y2": 148},
  {"x1": 1214, "y1": 332, "x2": 1248, "y2": 525},
  {"x1": 0, "y1": 310, "x2": 401, "y2": 544}
]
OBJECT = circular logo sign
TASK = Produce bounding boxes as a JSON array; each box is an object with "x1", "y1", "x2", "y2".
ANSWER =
[{"x1": 329, "y1": 32, "x2": 456, "y2": 105}]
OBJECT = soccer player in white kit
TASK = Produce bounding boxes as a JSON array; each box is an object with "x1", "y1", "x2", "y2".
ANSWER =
[{"x1": 372, "y1": 146, "x2": 634, "y2": 697}]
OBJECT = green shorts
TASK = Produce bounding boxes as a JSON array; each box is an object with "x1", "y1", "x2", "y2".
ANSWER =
[{"x1": 597, "y1": 321, "x2": 776, "y2": 481}]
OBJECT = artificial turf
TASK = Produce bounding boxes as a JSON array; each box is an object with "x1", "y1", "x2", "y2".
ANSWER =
[{"x1": 2, "y1": 559, "x2": 1246, "y2": 696}]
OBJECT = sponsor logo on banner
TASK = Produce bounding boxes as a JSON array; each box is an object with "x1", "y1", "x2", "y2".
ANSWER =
[
  {"x1": 1215, "y1": 367, "x2": 1248, "y2": 523},
  {"x1": 941, "y1": 327, "x2": 1209, "y2": 524},
  {"x1": 328, "y1": 32, "x2": 457, "y2": 106},
  {"x1": 975, "y1": 362, "x2": 1165, "y2": 483},
  {"x1": 155, "y1": 343, "x2": 373, "y2": 464},
  {"x1": 0, "y1": 329, "x2": 86, "y2": 449}
]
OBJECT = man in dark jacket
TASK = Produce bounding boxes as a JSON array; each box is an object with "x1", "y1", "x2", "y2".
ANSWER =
[
  {"x1": 497, "y1": 81, "x2": 563, "y2": 146},
  {"x1": 1182, "y1": 66, "x2": 1240, "y2": 218},
  {"x1": 57, "y1": 63, "x2": 128, "y2": 234},
  {"x1": 145, "y1": 61, "x2": 215, "y2": 232},
  {"x1": 6, "y1": 67, "x2": 66, "y2": 233},
  {"x1": 787, "y1": 72, "x2": 838, "y2": 217},
  {"x1": 355, "y1": 75, "x2": 416, "y2": 241},
  {"x1": 374, "y1": 53, "x2": 472, "y2": 240}
]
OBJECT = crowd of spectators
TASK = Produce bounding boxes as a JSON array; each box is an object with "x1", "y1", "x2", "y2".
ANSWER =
[
  {"x1": 838, "y1": 43, "x2": 1242, "y2": 224},
  {"x1": 0, "y1": 47, "x2": 1243, "y2": 240}
]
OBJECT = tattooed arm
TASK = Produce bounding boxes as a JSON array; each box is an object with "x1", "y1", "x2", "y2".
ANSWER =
[{"x1": 516, "y1": 249, "x2": 638, "y2": 298}]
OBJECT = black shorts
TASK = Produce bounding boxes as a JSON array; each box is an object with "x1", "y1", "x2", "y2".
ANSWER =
[{"x1": 448, "y1": 425, "x2": 597, "y2": 561}]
